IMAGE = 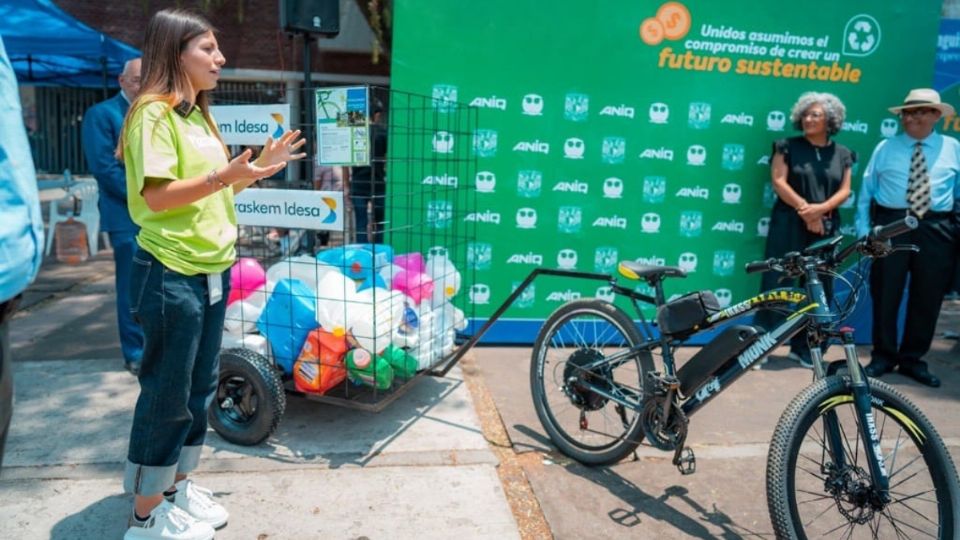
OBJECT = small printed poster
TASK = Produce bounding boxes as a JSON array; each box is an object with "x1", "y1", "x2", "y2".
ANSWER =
[{"x1": 316, "y1": 86, "x2": 370, "y2": 166}]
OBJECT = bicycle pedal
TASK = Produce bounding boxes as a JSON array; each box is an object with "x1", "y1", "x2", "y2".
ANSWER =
[{"x1": 675, "y1": 447, "x2": 696, "y2": 475}]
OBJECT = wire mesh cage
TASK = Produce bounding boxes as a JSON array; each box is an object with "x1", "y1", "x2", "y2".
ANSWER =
[{"x1": 212, "y1": 83, "x2": 478, "y2": 412}]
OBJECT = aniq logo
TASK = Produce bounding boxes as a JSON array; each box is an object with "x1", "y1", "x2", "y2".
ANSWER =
[
  {"x1": 640, "y1": 147, "x2": 674, "y2": 161},
  {"x1": 640, "y1": 213, "x2": 661, "y2": 233},
  {"x1": 422, "y1": 174, "x2": 458, "y2": 187},
  {"x1": 675, "y1": 186, "x2": 709, "y2": 199},
  {"x1": 469, "y1": 95, "x2": 507, "y2": 110},
  {"x1": 507, "y1": 252, "x2": 543, "y2": 265},
  {"x1": 546, "y1": 290, "x2": 582, "y2": 302},
  {"x1": 600, "y1": 104, "x2": 635, "y2": 119},
  {"x1": 553, "y1": 180, "x2": 589, "y2": 195},
  {"x1": 516, "y1": 208, "x2": 538, "y2": 229},
  {"x1": 432, "y1": 131, "x2": 454, "y2": 153},
  {"x1": 464, "y1": 210, "x2": 501, "y2": 225},
  {"x1": 513, "y1": 140, "x2": 550, "y2": 154},
  {"x1": 592, "y1": 215, "x2": 628, "y2": 229},
  {"x1": 557, "y1": 249, "x2": 578, "y2": 269}
]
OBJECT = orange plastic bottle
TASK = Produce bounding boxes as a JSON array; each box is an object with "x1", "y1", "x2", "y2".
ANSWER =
[{"x1": 293, "y1": 329, "x2": 349, "y2": 394}]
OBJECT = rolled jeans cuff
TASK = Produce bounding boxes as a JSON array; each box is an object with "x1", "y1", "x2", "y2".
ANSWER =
[
  {"x1": 177, "y1": 445, "x2": 202, "y2": 474},
  {"x1": 124, "y1": 460, "x2": 177, "y2": 496}
]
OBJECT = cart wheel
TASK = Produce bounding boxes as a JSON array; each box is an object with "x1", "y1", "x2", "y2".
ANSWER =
[{"x1": 208, "y1": 348, "x2": 286, "y2": 446}]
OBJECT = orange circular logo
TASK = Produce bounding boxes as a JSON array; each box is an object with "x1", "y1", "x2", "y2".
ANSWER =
[
  {"x1": 639, "y1": 17, "x2": 665, "y2": 46},
  {"x1": 656, "y1": 2, "x2": 691, "y2": 40}
]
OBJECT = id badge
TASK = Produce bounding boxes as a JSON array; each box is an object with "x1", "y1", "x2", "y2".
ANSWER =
[{"x1": 208, "y1": 273, "x2": 223, "y2": 305}]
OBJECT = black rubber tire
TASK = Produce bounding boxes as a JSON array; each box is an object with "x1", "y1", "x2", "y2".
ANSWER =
[
  {"x1": 530, "y1": 299, "x2": 654, "y2": 465},
  {"x1": 208, "y1": 348, "x2": 286, "y2": 446},
  {"x1": 767, "y1": 375, "x2": 959, "y2": 539}
]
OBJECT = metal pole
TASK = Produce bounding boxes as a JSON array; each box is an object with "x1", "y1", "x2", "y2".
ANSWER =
[{"x1": 302, "y1": 34, "x2": 315, "y2": 186}]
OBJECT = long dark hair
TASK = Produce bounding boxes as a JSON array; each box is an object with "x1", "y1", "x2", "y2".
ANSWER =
[{"x1": 117, "y1": 9, "x2": 226, "y2": 159}]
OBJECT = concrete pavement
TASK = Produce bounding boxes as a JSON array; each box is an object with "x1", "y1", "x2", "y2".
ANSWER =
[{"x1": 3, "y1": 252, "x2": 959, "y2": 539}]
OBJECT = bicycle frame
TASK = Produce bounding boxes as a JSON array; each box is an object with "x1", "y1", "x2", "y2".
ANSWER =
[{"x1": 575, "y1": 261, "x2": 892, "y2": 497}]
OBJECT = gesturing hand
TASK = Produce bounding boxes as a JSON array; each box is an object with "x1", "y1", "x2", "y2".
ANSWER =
[
  {"x1": 220, "y1": 148, "x2": 288, "y2": 185},
  {"x1": 256, "y1": 129, "x2": 308, "y2": 168}
]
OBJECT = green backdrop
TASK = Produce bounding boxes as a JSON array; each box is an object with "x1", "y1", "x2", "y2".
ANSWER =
[{"x1": 389, "y1": 0, "x2": 942, "y2": 341}]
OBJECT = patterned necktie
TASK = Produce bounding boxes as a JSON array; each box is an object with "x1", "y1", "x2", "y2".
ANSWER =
[{"x1": 906, "y1": 142, "x2": 931, "y2": 218}]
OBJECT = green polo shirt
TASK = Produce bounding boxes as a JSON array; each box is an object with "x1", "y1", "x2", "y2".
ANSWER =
[{"x1": 124, "y1": 100, "x2": 236, "y2": 275}]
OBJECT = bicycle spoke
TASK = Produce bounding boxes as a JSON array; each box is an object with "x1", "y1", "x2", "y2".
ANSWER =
[{"x1": 880, "y1": 507, "x2": 938, "y2": 539}]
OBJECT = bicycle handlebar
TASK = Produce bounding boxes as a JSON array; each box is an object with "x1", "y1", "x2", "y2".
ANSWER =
[
  {"x1": 745, "y1": 217, "x2": 918, "y2": 275},
  {"x1": 869, "y1": 215, "x2": 918, "y2": 242}
]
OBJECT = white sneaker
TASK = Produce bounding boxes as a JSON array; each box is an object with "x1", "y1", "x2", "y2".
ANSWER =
[
  {"x1": 124, "y1": 500, "x2": 214, "y2": 540},
  {"x1": 170, "y1": 479, "x2": 229, "y2": 529}
]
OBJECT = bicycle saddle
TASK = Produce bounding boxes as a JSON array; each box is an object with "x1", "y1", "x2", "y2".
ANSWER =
[{"x1": 617, "y1": 261, "x2": 687, "y2": 281}]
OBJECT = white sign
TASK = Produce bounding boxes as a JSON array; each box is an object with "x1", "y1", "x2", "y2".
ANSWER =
[
  {"x1": 234, "y1": 189, "x2": 344, "y2": 231},
  {"x1": 210, "y1": 104, "x2": 291, "y2": 146},
  {"x1": 316, "y1": 86, "x2": 370, "y2": 166}
]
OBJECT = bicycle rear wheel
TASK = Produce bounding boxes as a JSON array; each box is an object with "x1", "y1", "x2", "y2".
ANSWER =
[
  {"x1": 767, "y1": 375, "x2": 958, "y2": 539},
  {"x1": 530, "y1": 299, "x2": 654, "y2": 465}
]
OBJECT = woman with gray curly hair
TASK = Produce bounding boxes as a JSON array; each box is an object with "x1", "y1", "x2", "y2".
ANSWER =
[{"x1": 755, "y1": 91, "x2": 855, "y2": 369}]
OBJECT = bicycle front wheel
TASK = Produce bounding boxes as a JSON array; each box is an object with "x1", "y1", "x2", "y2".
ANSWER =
[
  {"x1": 767, "y1": 375, "x2": 959, "y2": 539},
  {"x1": 530, "y1": 299, "x2": 654, "y2": 465}
]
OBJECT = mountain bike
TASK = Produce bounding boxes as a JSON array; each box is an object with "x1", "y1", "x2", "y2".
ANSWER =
[{"x1": 529, "y1": 216, "x2": 959, "y2": 538}]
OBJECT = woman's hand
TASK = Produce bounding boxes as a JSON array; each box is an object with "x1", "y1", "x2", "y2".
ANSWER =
[
  {"x1": 255, "y1": 129, "x2": 307, "y2": 169},
  {"x1": 219, "y1": 148, "x2": 288, "y2": 185},
  {"x1": 797, "y1": 202, "x2": 827, "y2": 220}
]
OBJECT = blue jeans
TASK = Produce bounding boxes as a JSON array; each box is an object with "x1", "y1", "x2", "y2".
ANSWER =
[
  {"x1": 123, "y1": 248, "x2": 229, "y2": 496},
  {"x1": 109, "y1": 230, "x2": 144, "y2": 365}
]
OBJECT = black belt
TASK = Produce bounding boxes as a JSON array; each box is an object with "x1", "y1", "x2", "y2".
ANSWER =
[
  {"x1": 875, "y1": 205, "x2": 953, "y2": 219},
  {"x1": 0, "y1": 295, "x2": 21, "y2": 325}
]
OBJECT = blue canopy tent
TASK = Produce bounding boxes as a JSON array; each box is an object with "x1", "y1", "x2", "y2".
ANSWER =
[{"x1": 0, "y1": 0, "x2": 140, "y2": 89}]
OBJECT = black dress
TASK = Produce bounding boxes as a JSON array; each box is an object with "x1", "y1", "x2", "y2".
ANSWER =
[{"x1": 756, "y1": 136, "x2": 855, "y2": 353}]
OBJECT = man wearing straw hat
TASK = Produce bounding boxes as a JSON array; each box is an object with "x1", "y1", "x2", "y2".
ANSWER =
[{"x1": 856, "y1": 88, "x2": 960, "y2": 388}]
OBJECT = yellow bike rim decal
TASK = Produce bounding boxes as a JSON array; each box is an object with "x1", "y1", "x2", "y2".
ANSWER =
[{"x1": 817, "y1": 395, "x2": 925, "y2": 445}]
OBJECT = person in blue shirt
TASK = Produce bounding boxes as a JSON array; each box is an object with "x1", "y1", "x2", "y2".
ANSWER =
[
  {"x1": 855, "y1": 88, "x2": 960, "y2": 388},
  {"x1": 81, "y1": 58, "x2": 145, "y2": 375},
  {"x1": 0, "y1": 35, "x2": 44, "y2": 470}
]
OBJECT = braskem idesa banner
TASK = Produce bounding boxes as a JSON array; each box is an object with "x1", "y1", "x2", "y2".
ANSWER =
[{"x1": 389, "y1": 0, "x2": 941, "y2": 342}]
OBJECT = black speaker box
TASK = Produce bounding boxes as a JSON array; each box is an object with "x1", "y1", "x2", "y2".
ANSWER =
[{"x1": 280, "y1": 0, "x2": 340, "y2": 36}]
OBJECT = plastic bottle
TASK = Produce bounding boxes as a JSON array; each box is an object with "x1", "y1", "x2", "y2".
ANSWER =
[
  {"x1": 220, "y1": 331, "x2": 270, "y2": 358},
  {"x1": 294, "y1": 329, "x2": 348, "y2": 394},
  {"x1": 265, "y1": 255, "x2": 334, "y2": 296},
  {"x1": 346, "y1": 288, "x2": 405, "y2": 354},
  {"x1": 228, "y1": 257, "x2": 267, "y2": 305},
  {"x1": 256, "y1": 278, "x2": 320, "y2": 374},
  {"x1": 381, "y1": 344, "x2": 419, "y2": 379},
  {"x1": 391, "y1": 269, "x2": 434, "y2": 305},
  {"x1": 345, "y1": 348, "x2": 394, "y2": 390},
  {"x1": 426, "y1": 254, "x2": 462, "y2": 308},
  {"x1": 314, "y1": 270, "x2": 355, "y2": 336}
]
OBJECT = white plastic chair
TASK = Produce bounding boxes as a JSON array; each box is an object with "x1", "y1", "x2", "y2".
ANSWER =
[{"x1": 45, "y1": 179, "x2": 101, "y2": 257}]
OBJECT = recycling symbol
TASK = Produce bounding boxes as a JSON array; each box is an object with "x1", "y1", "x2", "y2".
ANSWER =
[{"x1": 842, "y1": 14, "x2": 881, "y2": 57}]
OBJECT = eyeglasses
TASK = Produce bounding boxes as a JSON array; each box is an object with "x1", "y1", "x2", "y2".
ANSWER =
[
  {"x1": 901, "y1": 107, "x2": 939, "y2": 117},
  {"x1": 802, "y1": 111, "x2": 825, "y2": 120}
]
